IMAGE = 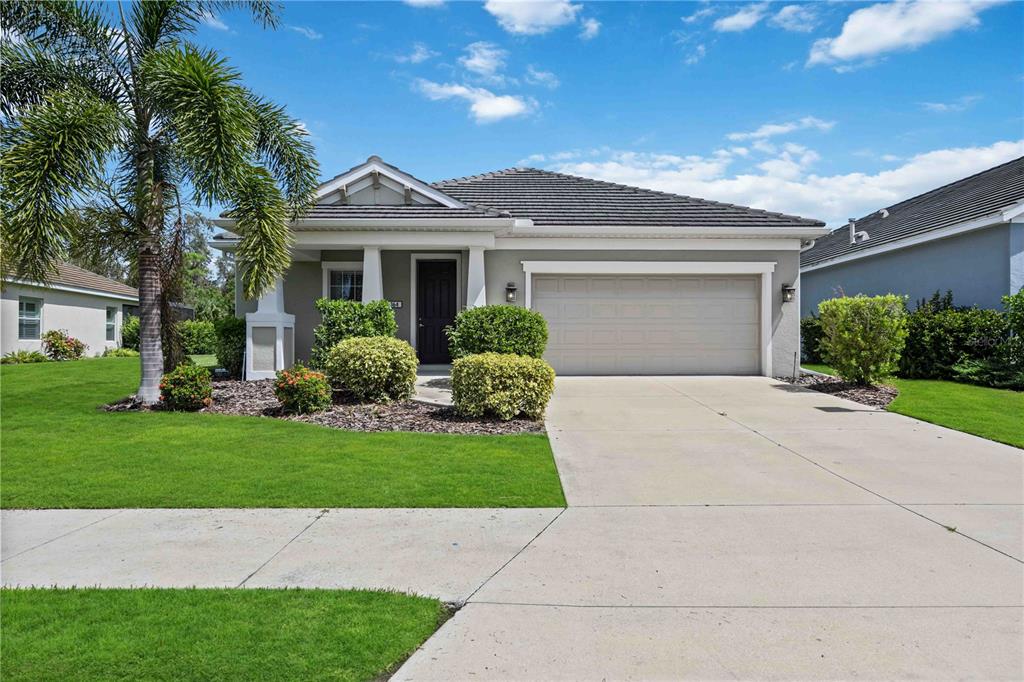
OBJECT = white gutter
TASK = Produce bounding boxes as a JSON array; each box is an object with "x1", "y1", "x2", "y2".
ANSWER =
[
  {"x1": 2, "y1": 279, "x2": 139, "y2": 302},
  {"x1": 212, "y1": 217, "x2": 520, "y2": 230},
  {"x1": 503, "y1": 225, "x2": 830, "y2": 239}
]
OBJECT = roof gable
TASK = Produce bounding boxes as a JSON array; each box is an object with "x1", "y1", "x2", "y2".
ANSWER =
[{"x1": 315, "y1": 156, "x2": 467, "y2": 208}]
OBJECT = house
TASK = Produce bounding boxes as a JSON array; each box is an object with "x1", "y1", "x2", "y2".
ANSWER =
[
  {"x1": 801, "y1": 157, "x2": 1024, "y2": 317},
  {"x1": 1, "y1": 262, "x2": 138, "y2": 356},
  {"x1": 212, "y1": 156, "x2": 827, "y2": 380}
]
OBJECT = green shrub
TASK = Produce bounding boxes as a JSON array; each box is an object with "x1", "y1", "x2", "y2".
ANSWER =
[
  {"x1": 102, "y1": 347, "x2": 140, "y2": 358},
  {"x1": 818, "y1": 294, "x2": 908, "y2": 385},
  {"x1": 451, "y1": 352, "x2": 556, "y2": 421},
  {"x1": 446, "y1": 305, "x2": 548, "y2": 359},
  {"x1": 176, "y1": 320, "x2": 217, "y2": 355},
  {"x1": 214, "y1": 317, "x2": 246, "y2": 378},
  {"x1": 310, "y1": 299, "x2": 397, "y2": 369},
  {"x1": 800, "y1": 315, "x2": 824, "y2": 363},
  {"x1": 899, "y1": 291, "x2": 1007, "y2": 379},
  {"x1": 952, "y1": 289, "x2": 1024, "y2": 390},
  {"x1": 121, "y1": 315, "x2": 140, "y2": 350},
  {"x1": 159, "y1": 363, "x2": 212, "y2": 410},
  {"x1": 1, "y1": 350, "x2": 49, "y2": 364},
  {"x1": 324, "y1": 336, "x2": 418, "y2": 403},
  {"x1": 274, "y1": 363, "x2": 332, "y2": 414},
  {"x1": 41, "y1": 329, "x2": 86, "y2": 360}
]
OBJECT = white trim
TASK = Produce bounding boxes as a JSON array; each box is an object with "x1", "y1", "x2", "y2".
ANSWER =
[
  {"x1": 320, "y1": 261, "x2": 363, "y2": 301},
  {"x1": 17, "y1": 295, "x2": 43, "y2": 341},
  {"x1": 520, "y1": 260, "x2": 776, "y2": 377},
  {"x1": 314, "y1": 159, "x2": 467, "y2": 208},
  {"x1": 409, "y1": 252, "x2": 463, "y2": 352},
  {"x1": 506, "y1": 225, "x2": 829, "y2": 239},
  {"x1": 3, "y1": 279, "x2": 138, "y2": 302},
  {"x1": 291, "y1": 231, "x2": 496, "y2": 250},
  {"x1": 213, "y1": 217, "x2": 515, "y2": 230},
  {"x1": 801, "y1": 210, "x2": 1013, "y2": 273},
  {"x1": 496, "y1": 237, "x2": 804, "y2": 251}
]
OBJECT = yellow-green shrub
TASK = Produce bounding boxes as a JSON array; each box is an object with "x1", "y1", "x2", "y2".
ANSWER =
[
  {"x1": 818, "y1": 294, "x2": 908, "y2": 385},
  {"x1": 451, "y1": 353, "x2": 555, "y2": 421},
  {"x1": 324, "y1": 336, "x2": 418, "y2": 403}
]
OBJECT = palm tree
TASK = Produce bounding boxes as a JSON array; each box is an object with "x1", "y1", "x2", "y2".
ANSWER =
[{"x1": 1, "y1": 1, "x2": 318, "y2": 402}]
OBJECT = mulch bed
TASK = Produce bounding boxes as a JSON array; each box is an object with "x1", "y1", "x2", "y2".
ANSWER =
[
  {"x1": 788, "y1": 373, "x2": 899, "y2": 409},
  {"x1": 108, "y1": 378, "x2": 544, "y2": 435}
]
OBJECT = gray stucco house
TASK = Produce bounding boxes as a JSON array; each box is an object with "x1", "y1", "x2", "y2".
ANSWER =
[
  {"x1": 213, "y1": 156, "x2": 827, "y2": 379},
  {"x1": 801, "y1": 157, "x2": 1024, "y2": 317}
]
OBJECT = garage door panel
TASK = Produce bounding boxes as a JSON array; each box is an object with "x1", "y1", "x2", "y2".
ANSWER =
[{"x1": 535, "y1": 274, "x2": 760, "y2": 375}]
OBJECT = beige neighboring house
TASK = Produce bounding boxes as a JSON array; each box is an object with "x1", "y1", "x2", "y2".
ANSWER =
[
  {"x1": 212, "y1": 156, "x2": 828, "y2": 380},
  {"x1": 1, "y1": 262, "x2": 138, "y2": 356}
]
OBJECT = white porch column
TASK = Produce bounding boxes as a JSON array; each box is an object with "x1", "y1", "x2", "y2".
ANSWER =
[
  {"x1": 361, "y1": 246, "x2": 384, "y2": 303},
  {"x1": 245, "y1": 277, "x2": 295, "y2": 380},
  {"x1": 467, "y1": 246, "x2": 487, "y2": 308}
]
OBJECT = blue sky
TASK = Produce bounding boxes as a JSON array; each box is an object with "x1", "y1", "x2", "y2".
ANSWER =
[{"x1": 198, "y1": 0, "x2": 1023, "y2": 225}]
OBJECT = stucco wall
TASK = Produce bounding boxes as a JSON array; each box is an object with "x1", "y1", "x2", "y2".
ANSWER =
[
  {"x1": 801, "y1": 224, "x2": 1014, "y2": 317},
  {"x1": 1, "y1": 283, "x2": 128, "y2": 356}
]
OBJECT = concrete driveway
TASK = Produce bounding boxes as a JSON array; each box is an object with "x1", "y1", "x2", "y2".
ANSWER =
[{"x1": 396, "y1": 377, "x2": 1024, "y2": 681}]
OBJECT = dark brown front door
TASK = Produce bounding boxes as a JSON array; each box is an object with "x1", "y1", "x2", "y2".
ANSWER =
[{"x1": 416, "y1": 260, "x2": 457, "y2": 363}]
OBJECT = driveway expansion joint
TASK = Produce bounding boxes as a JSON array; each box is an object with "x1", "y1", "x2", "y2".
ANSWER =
[
  {"x1": 0, "y1": 509, "x2": 126, "y2": 564},
  {"x1": 236, "y1": 508, "x2": 329, "y2": 587}
]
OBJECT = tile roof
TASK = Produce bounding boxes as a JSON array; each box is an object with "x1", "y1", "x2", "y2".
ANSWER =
[
  {"x1": 34, "y1": 262, "x2": 138, "y2": 299},
  {"x1": 432, "y1": 167, "x2": 825, "y2": 229},
  {"x1": 299, "y1": 204, "x2": 506, "y2": 222},
  {"x1": 802, "y1": 156, "x2": 1024, "y2": 268}
]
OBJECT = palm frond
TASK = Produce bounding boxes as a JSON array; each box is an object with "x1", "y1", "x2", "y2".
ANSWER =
[
  {"x1": 248, "y1": 93, "x2": 319, "y2": 217},
  {"x1": 229, "y1": 165, "x2": 290, "y2": 299}
]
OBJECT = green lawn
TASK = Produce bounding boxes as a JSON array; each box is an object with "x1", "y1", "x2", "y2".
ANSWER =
[
  {"x1": 0, "y1": 359, "x2": 565, "y2": 508},
  {"x1": 1, "y1": 588, "x2": 443, "y2": 682},
  {"x1": 188, "y1": 353, "x2": 217, "y2": 368},
  {"x1": 801, "y1": 364, "x2": 1023, "y2": 448}
]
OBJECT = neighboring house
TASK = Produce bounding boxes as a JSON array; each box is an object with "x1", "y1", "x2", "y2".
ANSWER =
[
  {"x1": 1, "y1": 262, "x2": 138, "y2": 356},
  {"x1": 212, "y1": 156, "x2": 827, "y2": 379},
  {"x1": 801, "y1": 157, "x2": 1024, "y2": 317}
]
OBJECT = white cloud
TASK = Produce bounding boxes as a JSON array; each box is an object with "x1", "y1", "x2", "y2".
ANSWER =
[
  {"x1": 200, "y1": 12, "x2": 229, "y2": 31},
  {"x1": 545, "y1": 139, "x2": 1024, "y2": 226},
  {"x1": 484, "y1": 0, "x2": 581, "y2": 35},
  {"x1": 921, "y1": 94, "x2": 983, "y2": 112},
  {"x1": 403, "y1": 0, "x2": 445, "y2": 6},
  {"x1": 682, "y1": 7, "x2": 715, "y2": 24},
  {"x1": 684, "y1": 44, "x2": 707, "y2": 66},
  {"x1": 526, "y1": 65, "x2": 560, "y2": 89},
  {"x1": 713, "y1": 3, "x2": 769, "y2": 32},
  {"x1": 395, "y1": 42, "x2": 439, "y2": 64},
  {"x1": 727, "y1": 116, "x2": 835, "y2": 141},
  {"x1": 809, "y1": 0, "x2": 1004, "y2": 68},
  {"x1": 770, "y1": 4, "x2": 818, "y2": 33},
  {"x1": 287, "y1": 25, "x2": 323, "y2": 40},
  {"x1": 459, "y1": 41, "x2": 508, "y2": 83},
  {"x1": 579, "y1": 17, "x2": 601, "y2": 40},
  {"x1": 415, "y1": 79, "x2": 535, "y2": 123}
]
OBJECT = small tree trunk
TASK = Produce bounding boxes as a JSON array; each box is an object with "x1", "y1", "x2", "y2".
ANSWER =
[{"x1": 137, "y1": 242, "x2": 164, "y2": 403}]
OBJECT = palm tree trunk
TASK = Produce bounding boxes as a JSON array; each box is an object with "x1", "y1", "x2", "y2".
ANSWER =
[{"x1": 137, "y1": 240, "x2": 164, "y2": 403}]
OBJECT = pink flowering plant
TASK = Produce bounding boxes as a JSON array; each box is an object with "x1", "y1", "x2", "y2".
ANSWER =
[
  {"x1": 159, "y1": 363, "x2": 212, "y2": 411},
  {"x1": 41, "y1": 329, "x2": 86, "y2": 360},
  {"x1": 274, "y1": 363, "x2": 332, "y2": 414}
]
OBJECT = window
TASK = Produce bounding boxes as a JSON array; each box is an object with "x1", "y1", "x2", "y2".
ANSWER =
[
  {"x1": 329, "y1": 270, "x2": 363, "y2": 301},
  {"x1": 106, "y1": 307, "x2": 117, "y2": 342},
  {"x1": 18, "y1": 297, "x2": 42, "y2": 340}
]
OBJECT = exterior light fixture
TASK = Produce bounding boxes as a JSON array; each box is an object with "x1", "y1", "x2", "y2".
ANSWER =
[
  {"x1": 505, "y1": 282, "x2": 518, "y2": 303},
  {"x1": 782, "y1": 284, "x2": 796, "y2": 303}
]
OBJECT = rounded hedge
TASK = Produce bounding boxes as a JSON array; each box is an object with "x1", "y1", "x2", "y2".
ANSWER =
[
  {"x1": 324, "y1": 336, "x2": 418, "y2": 403},
  {"x1": 451, "y1": 352, "x2": 555, "y2": 421},
  {"x1": 274, "y1": 363, "x2": 332, "y2": 414},
  {"x1": 446, "y1": 305, "x2": 548, "y2": 359},
  {"x1": 177, "y1": 320, "x2": 217, "y2": 355},
  {"x1": 214, "y1": 317, "x2": 246, "y2": 378},
  {"x1": 159, "y1": 363, "x2": 212, "y2": 411}
]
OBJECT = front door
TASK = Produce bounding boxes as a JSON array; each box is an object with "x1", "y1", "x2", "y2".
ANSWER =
[{"x1": 416, "y1": 260, "x2": 458, "y2": 363}]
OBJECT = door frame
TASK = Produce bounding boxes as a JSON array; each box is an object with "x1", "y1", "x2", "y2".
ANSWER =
[{"x1": 409, "y1": 252, "x2": 462, "y2": 353}]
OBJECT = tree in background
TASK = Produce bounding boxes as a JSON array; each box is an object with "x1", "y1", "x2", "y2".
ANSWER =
[{"x1": 1, "y1": 1, "x2": 318, "y2": 402}]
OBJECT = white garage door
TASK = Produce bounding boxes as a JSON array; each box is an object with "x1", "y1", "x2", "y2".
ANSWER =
[{"x1": 533, "y1": 274, "x2": 761, "y2": 375}]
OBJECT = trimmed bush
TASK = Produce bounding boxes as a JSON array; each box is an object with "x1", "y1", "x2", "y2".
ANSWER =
[
  {"x1": 1, "y1": 350, "x2": 49, "y2": 364},
  {"x1": 102, "y1": 348, "x2": 140, "y2": 358},
  {"x1": 446, "y1": 305, "x2": 548, "y2": 359},
  {"x1": 176, "y1": 320, "x2": 217, "y2": 355},
  {"x1": 952, "y1": 289, "x2": 1024, "y2": 390},
  {"x1": 159, "y1": 363, "x2": 212, "y2": 411},
  {"x1": 899, "y1": 291, "x2": 1007, "y2": 380},
  {"x1": 121, "y1": 315, "x2": 140, "y2": 350},
  {"x1": 818, "y1": 294, "x2": 908, "y2": 385},
  {"x1": 800, "y1": 315, "x2": 824, "y2": 363},
  {"x1": 274, "y1": 363, "x2": 332, "y2": 414},
  {"x1": 451, "y1": 353, "x2": 556, "y2": 421},
  {"x1": 310, "y1": 299, "x2": 397, "y2": 369},
  {"x1": 214, "y1": 316, "x2": 246, "y2": 378},
  {"x1": 41, "y1": 329, "x2": 86, "y2": 360},
  {"x1": 324, "y1": 336, "x2": 418, "y2": 403}
]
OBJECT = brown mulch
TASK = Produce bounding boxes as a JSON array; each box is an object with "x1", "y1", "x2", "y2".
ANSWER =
[
  {"x1": 200, "y1": 378, "x2": 544, "y2": 435},
  {"x1": 789, "y1": 373, "x2": 899, "y2": 409}
]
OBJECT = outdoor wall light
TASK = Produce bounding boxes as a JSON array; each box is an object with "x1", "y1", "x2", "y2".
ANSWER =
[
  {"x1": 782, "y1": 284, "x2": 796, "y2": 303},
  {"x1": 505, "y1": 282, "x2": 518, "y2": 303}
]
